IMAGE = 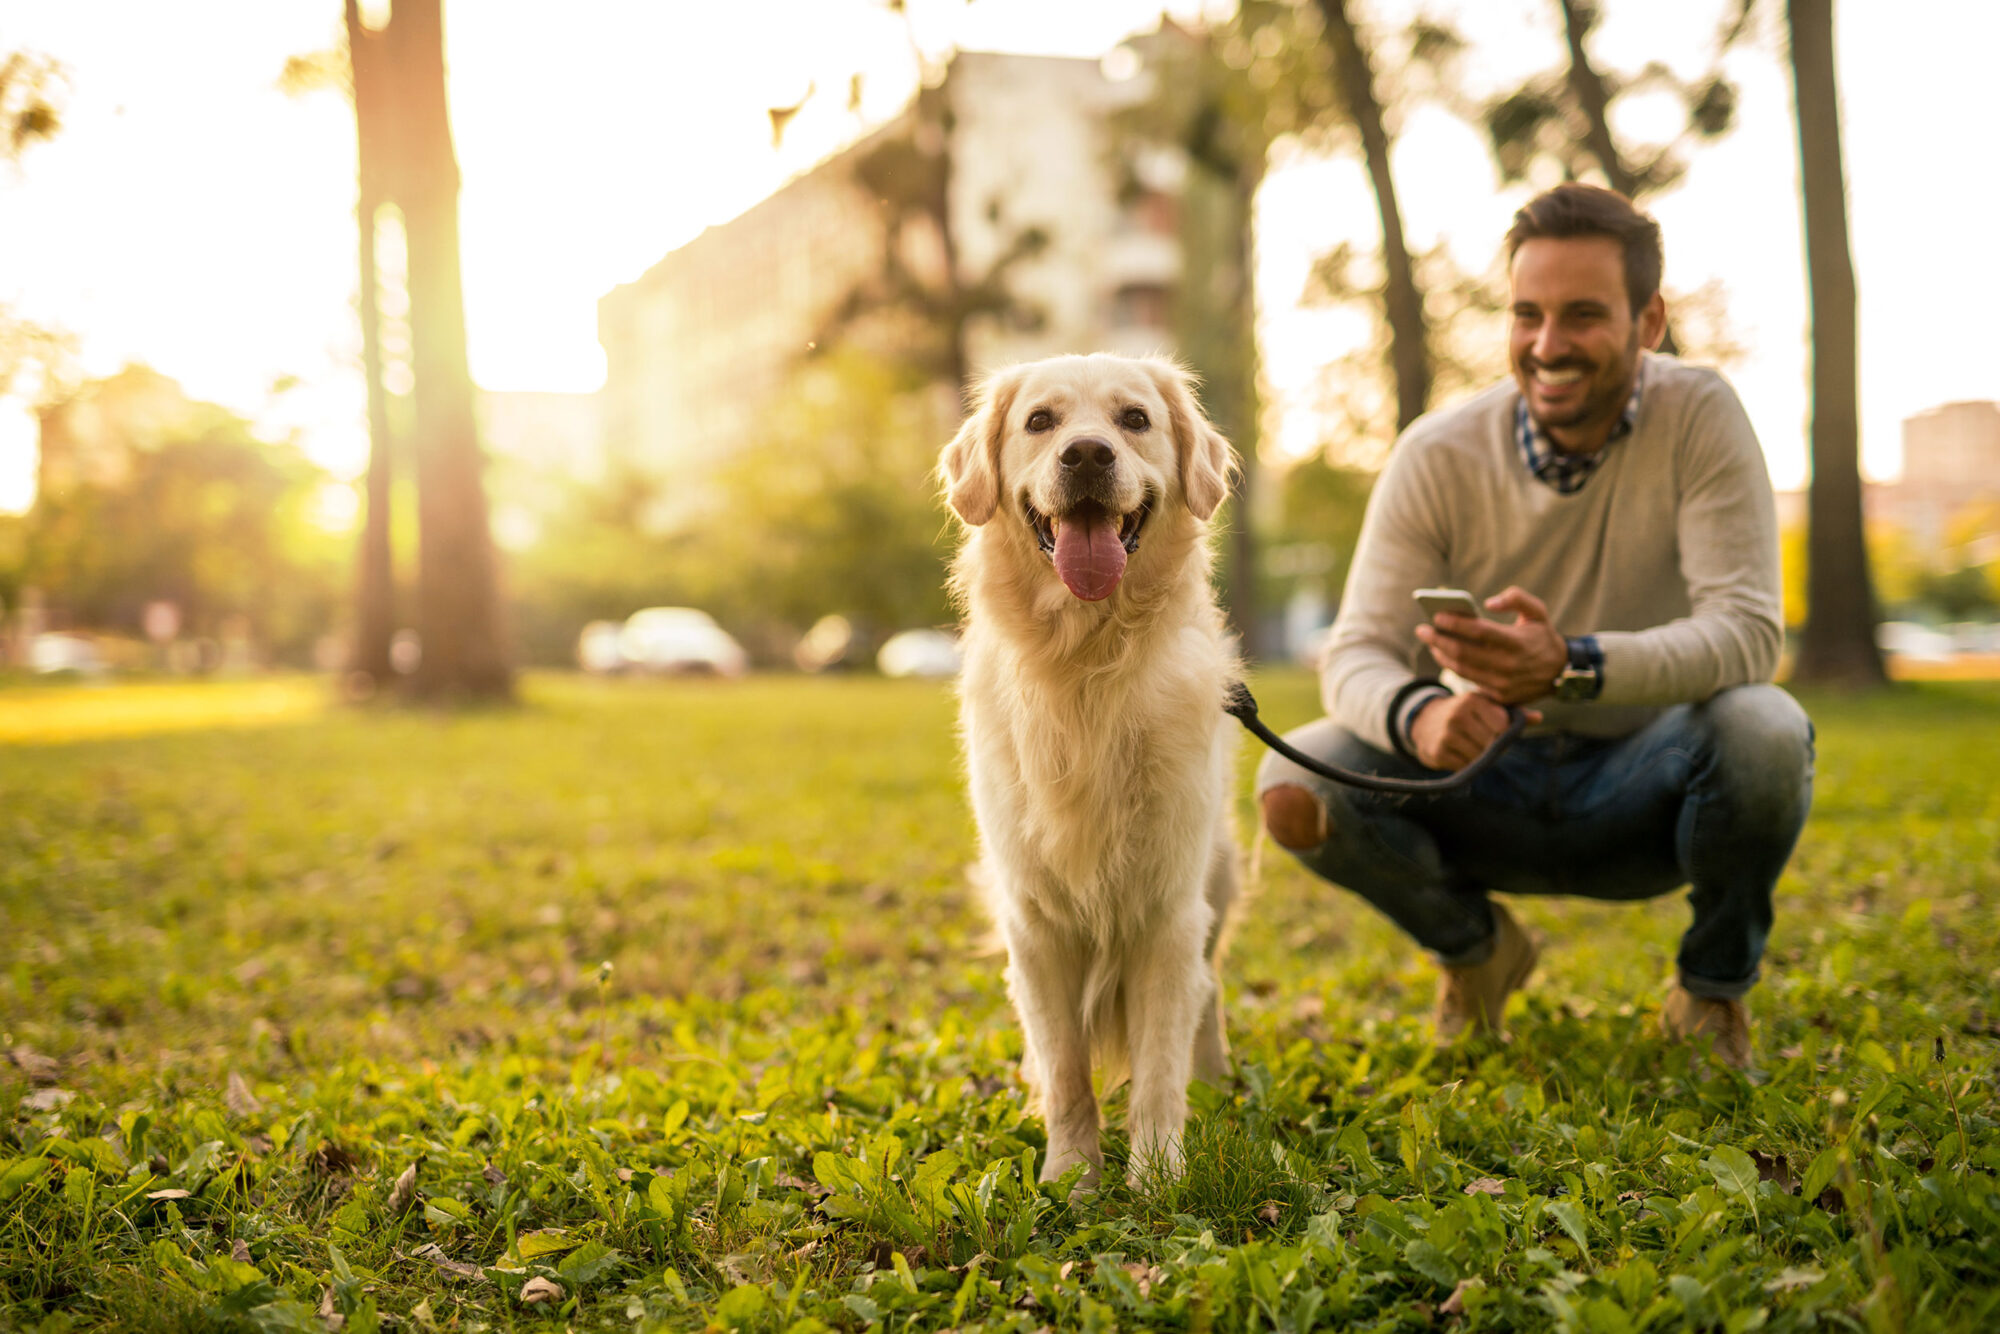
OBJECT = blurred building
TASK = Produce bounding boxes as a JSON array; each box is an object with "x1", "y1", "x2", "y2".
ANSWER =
[
  {"x1": 596, "y1": 33, "x2": 1189, "y2": 527},
  {"x1": 1873, "y1": 401, "x2": 2000, "y2": 551},
  {"x1": 1774, "y1": 400, "x2": 2000, "y2": 559}
]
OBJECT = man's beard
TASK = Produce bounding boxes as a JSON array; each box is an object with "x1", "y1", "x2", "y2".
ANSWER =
[{"x1": 1520, "y1": 329, "x2": 1641, "y2": 438}]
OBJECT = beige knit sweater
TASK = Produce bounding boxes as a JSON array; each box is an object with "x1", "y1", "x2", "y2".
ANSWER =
[{"x1": 1322, "y1": 352, "x2": 1784, "y2": 751}]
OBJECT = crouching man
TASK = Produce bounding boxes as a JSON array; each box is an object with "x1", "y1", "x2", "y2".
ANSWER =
[{"x1": 1259, "y1": 184, "x2": 1813, "y2": 1069}]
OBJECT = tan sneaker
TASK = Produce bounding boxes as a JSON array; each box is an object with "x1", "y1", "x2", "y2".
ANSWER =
[
  {"x1": 1662, "y1": 985, "x2": 1752, "y2": 1070},
  {"x1": 1434, "y1": 901, "x2": 1539, "y2": 1044}
]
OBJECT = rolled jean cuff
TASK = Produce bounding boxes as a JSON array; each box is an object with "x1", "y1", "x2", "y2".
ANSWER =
[{"x1": 1679, "y1": 968, "x2": 1759, "y2": 1001}]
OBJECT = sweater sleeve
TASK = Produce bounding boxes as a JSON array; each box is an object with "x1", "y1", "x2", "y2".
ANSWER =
[
  {"x1": 1319, "y1": 432, "x2": 1453, "y2": 752},
  {"x1": 1592, "y1": 373, "x2": 1784, "y2": 705}
]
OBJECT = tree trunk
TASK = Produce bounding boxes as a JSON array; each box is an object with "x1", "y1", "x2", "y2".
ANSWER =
[
  {"x1": 1222, "y1": 170, "x2": 1262, "y2": 660},
  {"x1": 1554, "y1": 0, "x2": 1680, "y2": 355},
  {"x1": 1785, "y1": 0, "x2": 1886, "y2": 687},
  {"x1": 387, "y1": 0, "x2": 512, "y2": 701},
  {"x1": 345, "y1": 0, "x2": 395, "y2": 688},
  {"x1": 1318, "y1": 0, "x2": 1430, "y2": 432}
]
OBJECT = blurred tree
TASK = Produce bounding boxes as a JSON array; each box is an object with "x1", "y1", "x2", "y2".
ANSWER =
[
  {"x1": 816, "y1": 83, "x2": 1048, "y2": 398},
  {"x1": 507, "y1": 350, "x2": 953, "y2": 665},
  {"x1": 1137, "y1": 5, "x2": 1457, "y2": 650},
  {"x1": 1120, "y1": 18, "x2": 1279, "y2": 654},
  {"x1": 1785, "y1": 0, "x2": 1885, "y2": 686},
  {"x1": 706, "y1": 351, "x2": 956, "y2": 636},
  {"x1": 344, "y1": 0, "x2": 510, "y2": 701},
  {"x1": 23, "y1": 368, "x2": 344, "y2": 660},
  {"x1": 1, "y1": 49, "x2": 61, "y2": 163},
  {"x1": 1480, "y1": 0, "x2": 1754, "y2": 356},
  {"x1": 1317, "y1": 0, "x2": 1431, "y2": 432},
  {"x1": 342, "y1": 1, "x2": 400, "y2": 689},
  {"x1": 289, "y1": 7, "x2": 402, "y2": 689},
  {"x1": 1, "y1": 50, "x2": 72, "y2": 415}
]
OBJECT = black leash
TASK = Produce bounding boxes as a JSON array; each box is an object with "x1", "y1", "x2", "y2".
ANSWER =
[{"x1": 1224, "y1": 679, "x2": 1527, "y2": 795}]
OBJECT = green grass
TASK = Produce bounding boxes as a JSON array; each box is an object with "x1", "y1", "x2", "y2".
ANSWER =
[{"x1": 2, "y1": 671, "x2": 1997, "y2": 1332}]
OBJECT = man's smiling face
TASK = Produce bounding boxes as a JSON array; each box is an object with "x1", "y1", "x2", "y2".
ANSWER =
[{"x1": 1508, "y1": 235, "x2": 1666, "y2": 452}]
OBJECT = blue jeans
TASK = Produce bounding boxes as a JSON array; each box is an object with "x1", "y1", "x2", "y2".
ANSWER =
[{"x1": 1254, "y1": 684, "x2": 1815, "y2": 998}]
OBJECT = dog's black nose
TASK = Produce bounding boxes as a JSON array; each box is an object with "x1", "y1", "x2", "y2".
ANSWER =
[{"x1": 1060, "y1": 438, "x2": 1116, "y2": 476}]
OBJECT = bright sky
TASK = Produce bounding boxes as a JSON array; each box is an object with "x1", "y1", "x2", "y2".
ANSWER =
[{"x1": 2, "y1": 0, "x2": 1996, "y2": 513}]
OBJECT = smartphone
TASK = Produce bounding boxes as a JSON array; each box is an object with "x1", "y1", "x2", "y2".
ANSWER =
[{"x1": 1414, "y1": 587, "x2": 1484, "y2": 622}]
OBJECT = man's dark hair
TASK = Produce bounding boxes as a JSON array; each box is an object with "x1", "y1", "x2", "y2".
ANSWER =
[{"x1": 1505, "y1": 184, "x2": 1663, "y2": 315}]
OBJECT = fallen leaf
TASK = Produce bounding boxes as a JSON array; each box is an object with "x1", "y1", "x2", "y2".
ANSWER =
[
  {"x1": 1751, "y1": 1150, "x2": 1797, "y2": 1194},
  {"x1": 8, "y1": 1046, "x2": 60, "y2": 1084},
  {"x1": 20, "y1": 1088, "x2": 74, "y2": 1112},
  {"x1": 519, "y1": 1276, "x2": 564, "y2": 1305},
  {"x1": 1464, "y1": 1177, "x2": 1507, "y2": 1196},
  {"x1": 410, "y1": 1242, "x2": 485, "y2": 1282},
  {"x1": 308, "y1": 1141, "x2": 357, "y2": 1178},
  {"x1": 386, "y1": 1162, "x2": 419, "y2": 1214},
  {"x1": 146, "y1": 1189, "x2": 192, "y2": 1200},
  {"x1": 225, "y1": 1071, "x2": 263, "y2": 1118},
  {"x1": 1441, "y1": 1277, "x2": 1479, "y2": 1315},
  {"x1": 318, "y1": 1288, "x2": 336, "y2": 1318}
]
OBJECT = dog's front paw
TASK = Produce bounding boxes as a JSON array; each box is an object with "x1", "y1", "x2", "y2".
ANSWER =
[
  {"x1": 1039, "y1": 1140, "x2": 1103, "y2": 1192},
  {"x1": 1124, "y1": 1131, "x2": 1185, "y2": 1190}
]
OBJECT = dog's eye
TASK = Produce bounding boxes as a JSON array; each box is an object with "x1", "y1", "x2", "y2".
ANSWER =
[
  {"x1": 1120, "y1": 407, "x2": 1150, "y2": 432},
  {"x1": 1025, "y1": 409, "x2": 1053, "y2": 433}
]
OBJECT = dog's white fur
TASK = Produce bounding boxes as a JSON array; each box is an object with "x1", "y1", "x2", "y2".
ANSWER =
[{"x1": 941, "y1": 353, "x2": 1241, "y2": 1187}]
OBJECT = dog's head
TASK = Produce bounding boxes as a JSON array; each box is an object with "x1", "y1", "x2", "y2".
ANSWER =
[{"x1": 938, "y1": 355, "x2": 1235, "y2": 602}]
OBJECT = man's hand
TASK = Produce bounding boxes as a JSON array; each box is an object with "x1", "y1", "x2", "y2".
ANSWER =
[
  {"x1": 1416, "y1": 585, "x2": 1568, "y2": 705},
  {"x1": 1410, "y1": 692, "x2": 1543, "y2": 772}
]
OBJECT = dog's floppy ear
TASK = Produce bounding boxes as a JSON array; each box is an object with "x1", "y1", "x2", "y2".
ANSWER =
[
  {"x1": 1149, "y1": 361, "x2": 1237, "y2": 521},
  {"x1": 939, "y1": 367, "x2": 1022, "y2": 526}
]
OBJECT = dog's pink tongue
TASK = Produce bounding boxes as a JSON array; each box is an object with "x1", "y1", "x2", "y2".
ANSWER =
[{"x1": 1053, "y1": 510, "x2": 1126, "y2": 601}]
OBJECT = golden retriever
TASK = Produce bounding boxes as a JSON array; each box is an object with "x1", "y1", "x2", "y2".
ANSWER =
[{"x1": 939, "y1": 353, "x2": 1241, "y2": 1188}]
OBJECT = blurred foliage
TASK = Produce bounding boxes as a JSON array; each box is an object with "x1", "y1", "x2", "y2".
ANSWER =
[
  {"x1": 507, "y1": 351, "x2": 954, "y2": 666},
  {"x1": 1479, "y1": 0, "x2": 1752, "y2": 198},
  {"x1": 8, "y1": 368, "x2": 346, "y2": 664},
  {"x1": 1259, "y1": 457, "x2": 1375, "y2": 627},
  {"x1": 819, "y1": 85, "x2": 1047, "y2": 391},
  {"x1": 0, "y1": 48, "x2": 62, "y2": 163},
  {"x1": 1783, "y1": 516, "x2": 1999, "y2": 629}
]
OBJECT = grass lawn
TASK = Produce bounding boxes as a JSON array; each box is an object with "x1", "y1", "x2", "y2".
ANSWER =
[{"x1": 3, "y1": 670, "x2": 1997, "y2": 1332}]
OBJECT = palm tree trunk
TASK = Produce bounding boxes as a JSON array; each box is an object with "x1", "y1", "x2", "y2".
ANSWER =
[
  {"x1": 1786, "y1": 0, "x2": 1885, "y2": 686},
  {"x1": 1318, "y1": 0, "x2": 1430, "y2": 432}
]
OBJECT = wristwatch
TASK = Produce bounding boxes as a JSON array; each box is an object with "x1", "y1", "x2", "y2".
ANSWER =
[{"x1": 1553, "y1": 635, "x2": 1604, "y2": 701}]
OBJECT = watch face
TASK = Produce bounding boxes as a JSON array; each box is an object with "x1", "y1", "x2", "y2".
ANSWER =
[{"x1": 1554, "y1": 666, "x2": 1600, "y2": 702}]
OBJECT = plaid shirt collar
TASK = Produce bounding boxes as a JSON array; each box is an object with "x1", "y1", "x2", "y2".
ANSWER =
[{"x1": 1516, "y1": 360, "x2": 1646, "y2": 494}]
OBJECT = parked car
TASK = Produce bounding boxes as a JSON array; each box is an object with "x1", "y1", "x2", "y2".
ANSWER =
[
  {"x1": 28, "y1": 632, "x2": 107, "y2": 676},
  {"x1": 1876, "y1": 621, "x2": 1955, "y2": 662},
  {"x1": 616, "y1": 607, "x2": 748, "y2": 677},
  {"x1": 876, "y1": 628, "x2": 962, "y2": 679}
]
